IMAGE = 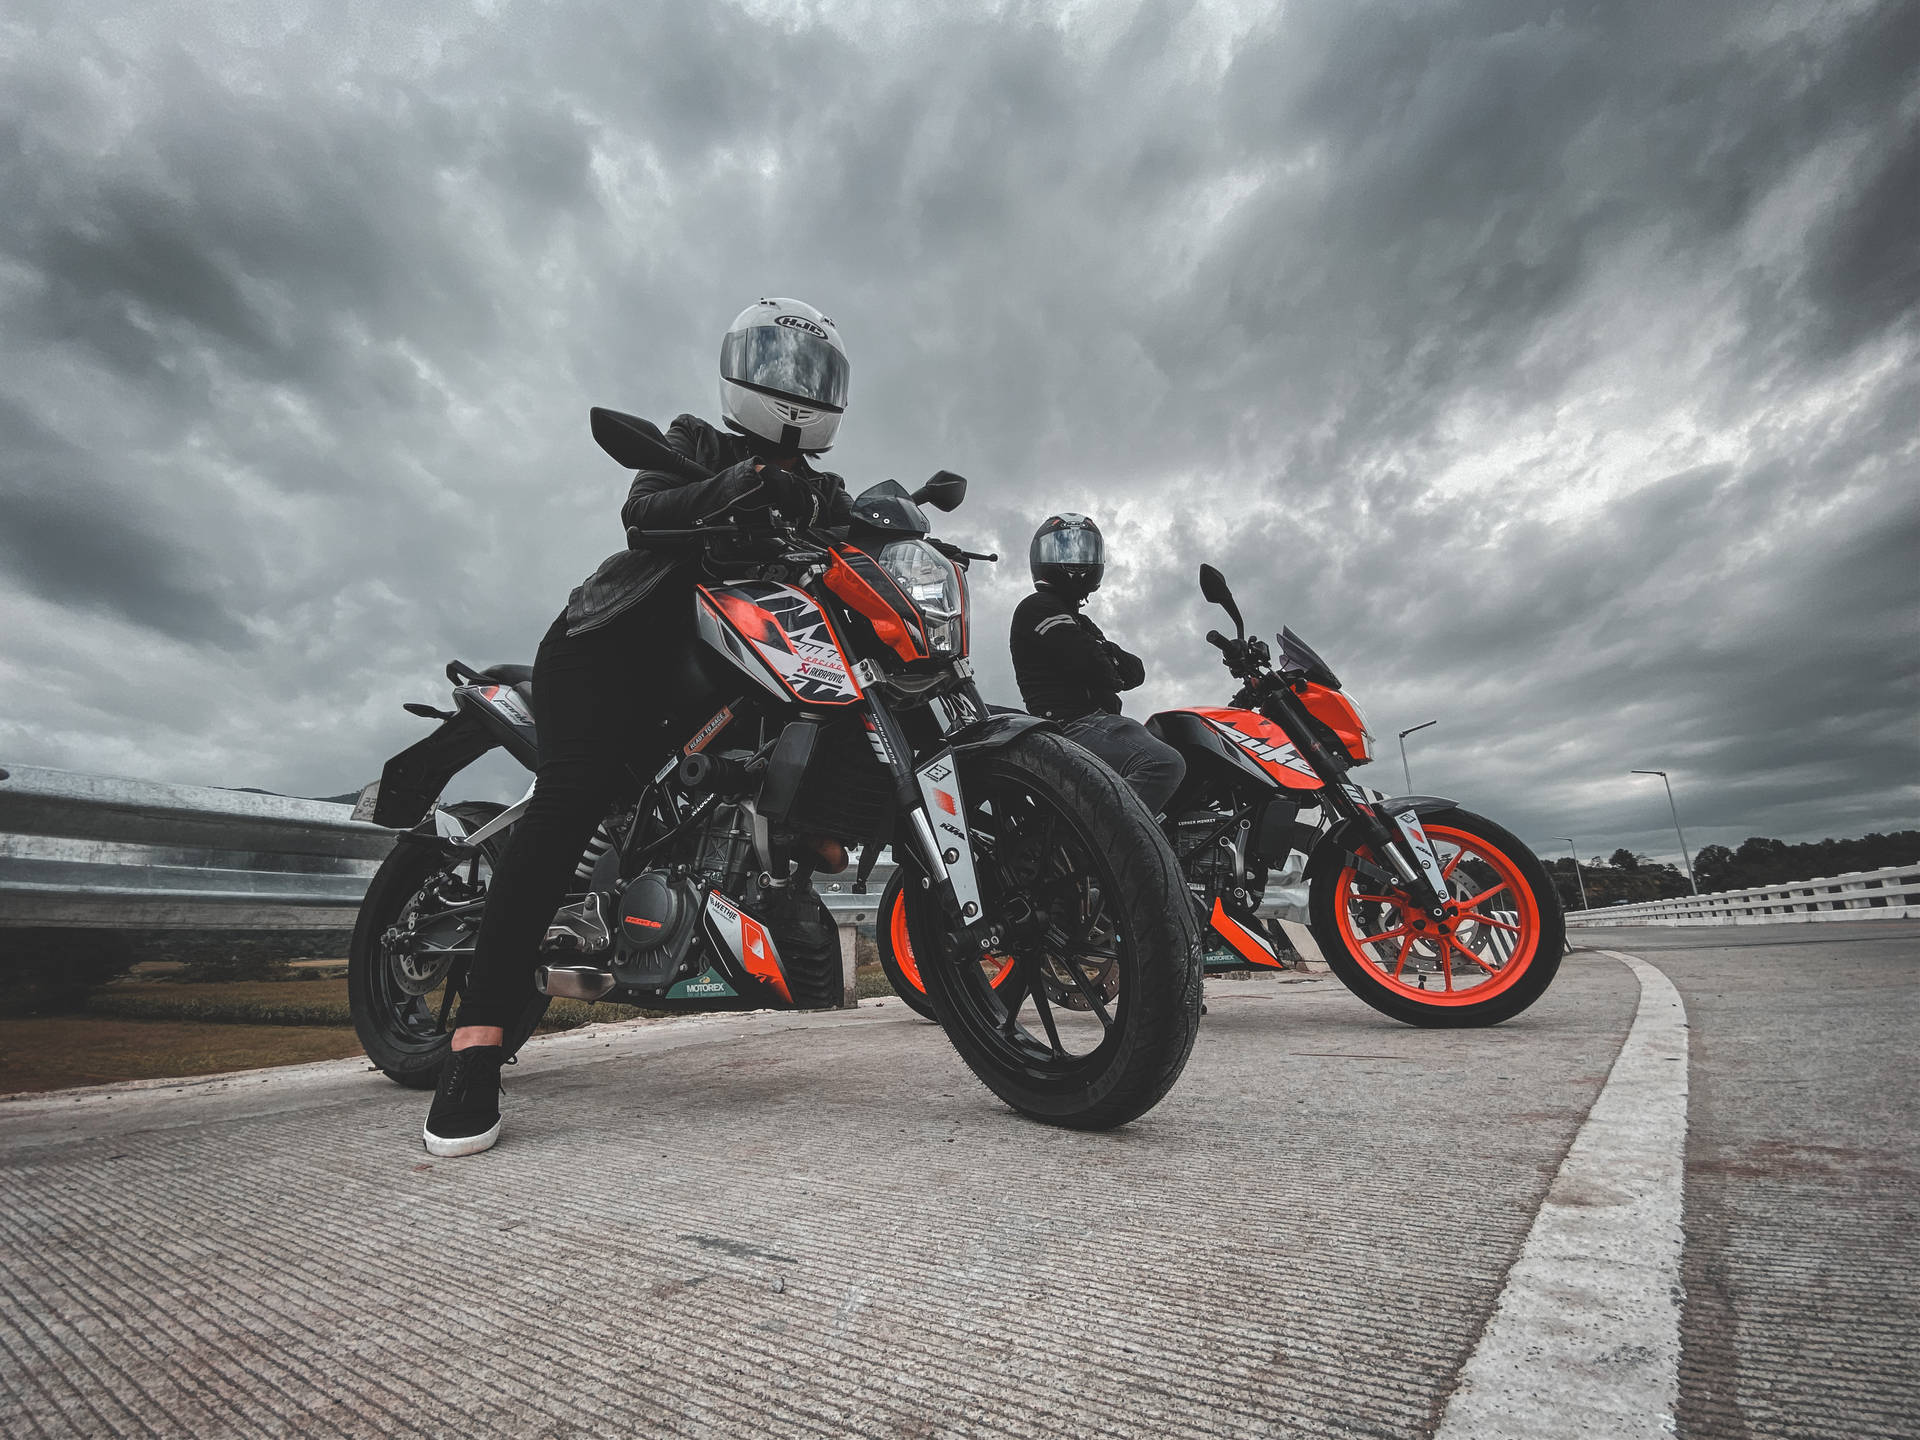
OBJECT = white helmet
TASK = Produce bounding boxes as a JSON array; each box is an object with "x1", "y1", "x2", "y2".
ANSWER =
[{"x1": 719, "y1": 298, "x2": 849, "y2": 453}]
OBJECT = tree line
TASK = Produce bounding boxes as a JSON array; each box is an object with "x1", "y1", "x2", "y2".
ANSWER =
[{"x1": 1544, "y1": 830, "x2": 1920, "y2": 911}]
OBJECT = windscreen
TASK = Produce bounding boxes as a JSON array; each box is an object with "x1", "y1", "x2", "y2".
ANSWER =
[{"x1": 721, "y1": 324, "x2": 849, "y2": 410}]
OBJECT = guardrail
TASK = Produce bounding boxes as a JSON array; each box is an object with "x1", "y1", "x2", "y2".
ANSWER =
[
  {"x1": 2, "y1": 762, "x2": 1327, "y2": 1008},
  {"x1": 0, "y1": 763, "x2": 902, "y2": 1006},
  {"x1": 1564, "y1": 864, "x2": 1919, "y2": 926},
  {"x1": 0, "y1": 764, "x2": 395, "y2": 929}
]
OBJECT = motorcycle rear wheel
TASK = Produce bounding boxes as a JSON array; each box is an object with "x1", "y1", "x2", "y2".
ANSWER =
[
  {"x1": 349, "y1": 802, "x2": 550, "y2": 1088},
  {"x1": 909, "y1": 730, "x2": 1203, "y2": 1130},
  {"x1": 1308, "y1": 806, "x2": 1563, "y2": 1028}
]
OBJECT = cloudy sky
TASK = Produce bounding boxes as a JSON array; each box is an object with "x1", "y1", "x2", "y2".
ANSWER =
[{"x1": 2, "y1": 0, "x2": 1915, "y2": 868}]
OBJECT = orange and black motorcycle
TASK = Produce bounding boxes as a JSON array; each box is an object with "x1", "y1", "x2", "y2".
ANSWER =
[
  {"x1": 349, "y1": 409, "x2": 1202, "y2": 1131},
  {"x1": 879, "y1": 563, "x2": 1563, "y2": 1028}
]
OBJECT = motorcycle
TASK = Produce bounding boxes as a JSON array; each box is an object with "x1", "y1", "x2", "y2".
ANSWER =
[
  {"x1": 347, "y1": 408, "x2": 1203, "y2": 1130},
  {"x1": 877, "y1": 563, "x2": 1563, "y2": 1028}
]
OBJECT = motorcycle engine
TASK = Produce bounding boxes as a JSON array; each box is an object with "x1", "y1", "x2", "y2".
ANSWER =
[
  {"x1": 610, "y1": 869, "x2": 704, "y2": 990},
  {"x1": 1177, "y1": 810, "x2": 1266, "y2": 909}
]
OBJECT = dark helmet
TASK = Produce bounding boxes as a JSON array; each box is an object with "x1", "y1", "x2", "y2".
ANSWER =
[{"x1": 1030, "y1": 513, "x2": 1105, "y2": 598}]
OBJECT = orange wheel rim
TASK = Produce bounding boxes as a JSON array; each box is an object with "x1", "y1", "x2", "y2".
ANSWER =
[
  {"x1": 1332, "y1": 825, "x2": 1540, "y2": 1006},
  {"x1": 889, "y1": 891, "x2": 926, "y2": 992},
  {"x1": 890, "y1": 889, "x2": 1016, "y2": 994}
]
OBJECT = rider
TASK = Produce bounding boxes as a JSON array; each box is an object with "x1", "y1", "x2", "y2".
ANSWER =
[
  {"x1": 424, "y1": 297, "x2": 854, "y2": 1158},
  {"x1": 1010, "y1": 514, "x2": 1185, "y2": 816}
]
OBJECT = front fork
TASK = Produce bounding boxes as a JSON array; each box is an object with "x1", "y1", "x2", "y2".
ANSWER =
[
  {"x1": 1261, "y1": 687, "x2": 1454, "y2": 915},
  {"x1": 858, "y1": 691, "x2": 987, "y2": 932}
]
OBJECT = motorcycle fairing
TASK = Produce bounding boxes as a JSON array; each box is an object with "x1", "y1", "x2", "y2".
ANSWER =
[
  {"x1": 824, "y1": 547, "x2": 928, "y2": 663},
  {"x1": 1156, "y1": 707, "x2": 1323, "y2": 792},
  {"x1": 701, "y1": 890, "x2": 792, "y2": 1002},
  {"x1": 696, "y1": 582, "x2": 864, "y2": 707},
  {"x1": 665, "y1": 961, "x2": 740, "y2": 1002},
  {"x1": 1210, "y1": 898, "x2": 1284, "y2": 967},
  {"x1": 456, "y1": 682, "x2": 540, "y2": 771}
]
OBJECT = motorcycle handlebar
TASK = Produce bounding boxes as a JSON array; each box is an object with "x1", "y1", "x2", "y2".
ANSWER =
[{"x1": 1206, "y1": 630, "x2": 1231, "y2": 652}]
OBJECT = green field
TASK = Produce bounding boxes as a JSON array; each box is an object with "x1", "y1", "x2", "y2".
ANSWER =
[{"x1": 0, "y1": 962, "x2": 899, "y2": 1095}]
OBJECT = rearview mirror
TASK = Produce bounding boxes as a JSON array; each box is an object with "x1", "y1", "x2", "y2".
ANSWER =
[
  {"x1": 910, "y1": 470, "x2": 968, "y2": 512},
  {"x1": 1198, "y1": 563, "x2": 1245, "y2": 638}
]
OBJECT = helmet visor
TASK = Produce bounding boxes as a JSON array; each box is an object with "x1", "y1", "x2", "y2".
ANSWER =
[
  {"x1": 1034, "y1": 527, "x2": 1103, "y2": 567},
  {"x1": 721, "y1": 324, "x2": 849, "y2": 411}
]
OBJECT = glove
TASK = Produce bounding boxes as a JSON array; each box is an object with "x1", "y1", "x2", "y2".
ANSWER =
[{"x1": 759, "y1": 463, "x2": 820, "y2": 523}]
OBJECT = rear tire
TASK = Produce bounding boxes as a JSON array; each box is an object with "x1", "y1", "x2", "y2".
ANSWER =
[
  {"x1": 913, "y1": 730, "x2": 1204, "y2": 1130},
  {"x1": 349, "y1": 802, "x2": 550, "y2": 1088},
  {"x1": 1308, "y1": 806, "x2": 1563, "y2": 1028}
]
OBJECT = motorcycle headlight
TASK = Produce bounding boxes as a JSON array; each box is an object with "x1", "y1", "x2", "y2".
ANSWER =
[
  {"x1": 1349, "y1": 697, "x2": 1375, "y2": 764},
  {"x1": 878, "y1": 539, "x2": 965, "y2": 657}
]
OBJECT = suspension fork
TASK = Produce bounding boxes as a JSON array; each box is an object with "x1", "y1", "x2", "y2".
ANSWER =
[
  {"x1": 1257, "y1": 682, "x2": 1452, "y2": 913},
  {"x1": 858, "y1": 690, "x2": 985, "y2": 929}
]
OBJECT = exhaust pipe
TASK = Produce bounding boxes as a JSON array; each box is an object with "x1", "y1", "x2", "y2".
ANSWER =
[{"x1": 536, "y1": 965, "x2": 618, "y2": 1001}]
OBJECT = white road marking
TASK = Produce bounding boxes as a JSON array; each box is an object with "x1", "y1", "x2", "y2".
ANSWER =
[{"x1": 1434, "y1": 950, "x2": 1689, "y2": 1439}]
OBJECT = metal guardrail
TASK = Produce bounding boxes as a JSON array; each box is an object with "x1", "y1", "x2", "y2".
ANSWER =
[
  {"x1": 0, "y1": 763, "x2": 903, "y2": 931},
  {"x1": 0, "y1": 765, "x2": 396, "y2": 929},
  {"x1": 1, "y1": 760, "x2": 1318, "y2": 1007},
  {"x1": 1564, "y1": 865, "x2": 1919, "y2": 926}
]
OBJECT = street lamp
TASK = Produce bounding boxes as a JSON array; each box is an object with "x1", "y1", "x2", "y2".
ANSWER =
[
  {"x1": 1397, "y1": 720, "x2": 1437, "y2": 793},
  {"x1": 1554, "y1": 837, "x2": 1589, "y2": 910},
  {"x1": 1631, "y1": 769, "x2": 1698, "y2": 894}
]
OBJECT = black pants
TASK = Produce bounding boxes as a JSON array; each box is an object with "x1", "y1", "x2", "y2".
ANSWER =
[
  {"x1": 1059, "y1": 712, "x2": 1187, "y2": 817},
  {"x1": 457, "y1": 591, "x2": 691, "y2": 1030}
]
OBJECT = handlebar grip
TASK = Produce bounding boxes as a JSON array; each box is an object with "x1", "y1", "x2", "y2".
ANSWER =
[{"x1": 1206, "y1": 630, "x2": 1231, "y2": 651}]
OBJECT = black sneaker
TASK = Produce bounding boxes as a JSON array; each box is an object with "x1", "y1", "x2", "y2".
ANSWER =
[{"x1": 423, "y1": 1045, "x2": 509, "y2": 1157}]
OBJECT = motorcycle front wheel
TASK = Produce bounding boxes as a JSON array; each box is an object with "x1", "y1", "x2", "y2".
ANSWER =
[
  {"x1": 348, "y1": 802, "x2": 550, "y2": 1088},
  {"x1": 1307, "y1": 806, "x2": 1564, "y2": 1028},
  {"x1": 875, "y1": 865, "x2": 1019, "y2": 1023},
  {"x1": 909, "y1": 730, "x2": 1204, "y2": 1130}
]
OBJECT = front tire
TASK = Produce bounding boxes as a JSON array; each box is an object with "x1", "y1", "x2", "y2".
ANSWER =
[
  {"x1": 912, "y1": 730, "x2": 1204, "y2": 1130},
  {"x1": 1308, "y1": 806, "x2": 1563, "y2": 1028},
  {"x1": 349, "y1": 802, "x2": 550, "y2": 1088}
]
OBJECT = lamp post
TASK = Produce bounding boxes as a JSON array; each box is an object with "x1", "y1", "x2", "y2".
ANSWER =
[
  {"x1": 1397, "y1": 720, "x2": 1437, "y2": 793},
  {"x1": 1554, "y1": 837, "x2": 1588, "y2": 910},
  {"x1": 1631, "y1": 769, "x2": 1699, "y2": 894}
]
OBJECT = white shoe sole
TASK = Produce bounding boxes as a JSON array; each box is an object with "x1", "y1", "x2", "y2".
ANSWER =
[{"x1": 422, "y1": 1118, "x2": 501, "y2": 1158}]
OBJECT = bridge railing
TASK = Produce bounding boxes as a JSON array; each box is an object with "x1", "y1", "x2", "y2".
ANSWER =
[
  {"x1": 0, "y1": 763, "x2": 895, "y2": 1006},
  {"x1": 1563, "y1": 864, "x2": 1919, "y2": 926}
]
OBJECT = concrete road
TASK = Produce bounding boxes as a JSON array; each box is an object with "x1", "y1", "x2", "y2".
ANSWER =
[
  {"x1": 0, "y1": 923, "x2": 1911, "y2": 1439},
  {"x1": 1586, "y1": 922, "x2": 1920, "y2": 1440}
]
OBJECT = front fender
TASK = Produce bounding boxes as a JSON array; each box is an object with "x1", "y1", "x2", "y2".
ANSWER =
[
  {"x1": 943, "y1": 710, "x2": 1055, "y2": 757},
  {"x1": 1305, "y1": 794, "x2": 1457, "y2": 880}
]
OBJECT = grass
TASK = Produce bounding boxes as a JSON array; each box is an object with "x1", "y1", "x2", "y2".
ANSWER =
[
  {"x1": 3, "y1": 960, "x2": 903, "y2": 1096},
  {"x1": 0, "y1": 1016, "x2": 366, "y2": 1095}
]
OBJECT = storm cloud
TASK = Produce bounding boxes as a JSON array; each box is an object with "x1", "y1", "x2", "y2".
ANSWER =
[{"x1": 1, "y1": 0, "x2": 1914, "y2": 866}]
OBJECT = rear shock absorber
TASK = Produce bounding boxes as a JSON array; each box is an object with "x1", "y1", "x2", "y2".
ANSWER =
[{"x1": 573, "y1": 819, "x2": 618, "y2": 885}]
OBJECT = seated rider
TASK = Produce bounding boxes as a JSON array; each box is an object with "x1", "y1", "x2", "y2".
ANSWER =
[
  {"x1": 1009, "y1": 514, "x2": 1185, "y2": 816},
  {"x1": 424, "y1": 297, "x2": 854, "y2": 1159}
]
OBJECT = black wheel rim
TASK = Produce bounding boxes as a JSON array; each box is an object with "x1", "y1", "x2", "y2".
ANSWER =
[
  {"x1": 372, "y1": 844, "x2": 494, "y2": 1052},
  {"x1": 922, "y1": 763, "x2": 1130, "y2": 1082}
]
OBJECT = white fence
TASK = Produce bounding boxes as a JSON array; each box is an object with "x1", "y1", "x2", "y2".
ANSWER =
[{"x1": 1564, "y1": 864, "x2": 1919, "y2": 927}]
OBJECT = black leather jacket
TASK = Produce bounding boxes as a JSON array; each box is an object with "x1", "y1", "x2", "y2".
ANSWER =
[
  {"x1": 564, "y1": 414, "x2": 851, "y2": 634},
  {"x1": 1009, "y1": 587, "x2": 1147, "y2": 721}
]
